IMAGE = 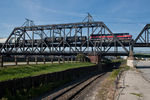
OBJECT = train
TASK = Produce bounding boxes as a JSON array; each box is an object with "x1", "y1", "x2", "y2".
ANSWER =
[
  {"x1": 90, "y1": 33, "x2": 132, "y2": 42},
  {"x1": 2, "y1": 33, "x2": 132, "y2": 44},
  {"x1": 44, "y1": 36, "x2": 87, "y2": 43},
  {"x1": 17, "y1": 36, "x2": 87, "y2": 44}
]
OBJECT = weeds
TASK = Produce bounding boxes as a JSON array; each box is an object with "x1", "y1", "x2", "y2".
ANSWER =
[
  {"x1": 130, "y1": 93, "x2": 143, "y2": 97},
  {"x1": 98, "y1": 59, "x2": 130, "y2": 100}
]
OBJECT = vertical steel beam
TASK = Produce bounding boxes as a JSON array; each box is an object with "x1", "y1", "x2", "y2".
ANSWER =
[
  {"x1": 145, "y1": 30, "x2": 146, "y2": 43},
  {"x1": 63, "y1": 28, "x2": 65, "y2": 53},
  {"x1": 52, "y1": 29, "x2": 54, "y2": 52},
  {"x1": 147, "y1": 30, "x2": 149, "y2": 43},
  {"x1": 32, "y1": 31, "x2": 34, "y2": 52},
  {"x1": 80, "y1": 28, "x2": 82, "y2": 52},
  {"x1": 87, "y1": 24, "x2": 90, "y2": 51}
]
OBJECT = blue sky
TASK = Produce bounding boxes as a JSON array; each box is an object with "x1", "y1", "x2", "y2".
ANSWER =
[{"x1": 0, "y1": 0, "x2": 150, "y2": 39}]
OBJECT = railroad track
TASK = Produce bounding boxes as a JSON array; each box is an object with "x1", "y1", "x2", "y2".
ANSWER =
[{"x1": 42, "y1": 72, "x2": 106, "y2": 100}]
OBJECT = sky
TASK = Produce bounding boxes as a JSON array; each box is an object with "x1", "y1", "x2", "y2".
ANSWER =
[{"x1": 0, "y1": 0, "x2": 150, "y2": 39}]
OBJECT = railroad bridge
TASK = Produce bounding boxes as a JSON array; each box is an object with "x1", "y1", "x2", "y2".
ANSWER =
[{"x1": 0, "y1": 14, "x2": 150, "y2": 66}]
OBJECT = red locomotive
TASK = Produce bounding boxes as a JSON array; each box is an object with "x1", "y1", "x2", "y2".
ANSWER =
[{"x1": 90, "y1": 33, "x2": 132, "y2": 42}]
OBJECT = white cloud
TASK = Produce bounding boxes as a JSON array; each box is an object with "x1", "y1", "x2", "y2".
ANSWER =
[
  {"x1": 17, "y1": 0, "x2": 86, "y2": 19},
  {"x1": 18, "y1": 0, "x2": 42, "y2": 19},
  {"x1": 40, "y1": 7, "x2": 86, "y2": 18}
]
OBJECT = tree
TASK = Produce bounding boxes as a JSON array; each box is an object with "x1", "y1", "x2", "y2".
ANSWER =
[{"x1": 76, "y1": 53, "x2": 86, "y2": 62}]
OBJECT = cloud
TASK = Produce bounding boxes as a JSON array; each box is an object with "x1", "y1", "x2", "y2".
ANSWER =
[
  {"x1": 17, "y1": 0, "x2": 42, "y2": 19},
  {"x1": 108, "y1": 0, "x2": 130, "y2": 14},
  {"x1": 1, "y1": 23, "x2": 15, "y2": 29},
  {"x1": 39, "y1": 7, "x2": 86, "y2": 18},
  {"x1": 17, "y1": 0, "x2": 86, "y2": 19}
]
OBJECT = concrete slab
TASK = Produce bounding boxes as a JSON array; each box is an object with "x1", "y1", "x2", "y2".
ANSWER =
[
  {"x1": 137, "y1": 61, "x2": 150, "y2": 82},
  {"x1": 116, "y1": 69, "x2": 150, "y2": 100}
]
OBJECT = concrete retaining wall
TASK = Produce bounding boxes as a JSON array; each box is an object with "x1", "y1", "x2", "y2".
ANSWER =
[
  {"x1": 0, "y1": 65, "x2": 98, "y2": 98},
  {"x1": 0, "y1": 61, "x2": 116, "y2": 98}
]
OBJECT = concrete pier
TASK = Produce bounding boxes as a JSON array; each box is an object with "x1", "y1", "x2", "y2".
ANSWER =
[
  {"x1": 15, "y1": 56, "x2": 17, "y2": 66},
  {"x1": 26, "y1": 57, "x2": 29, "y2": 65},
  {"x1": 0, "y1": 55, "x2": 3, "y2": 67},
  {"x1": 127, "y1": 49, "x2": 137, "y2": 68},
  {"x1": 35, "y1": 57, "x2": 38, "y2": 65},
  {"x1": 58, "y1": 57, "x2": 60, "y2": 64},
  {"x1": 51, "y1": 57, "x2": 53, "y2": 64},
  {"x1": 88, "y1": 53, "x2": 102, "y2": 71},
  {"x1": 43, "y1": 57, "x2": 46, "y2": 64}
]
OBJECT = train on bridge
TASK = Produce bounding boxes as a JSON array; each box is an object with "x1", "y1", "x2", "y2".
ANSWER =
[
  {"x1": 90, "y1": 33, "x2": 132, "y2": 42},
  {"x1": 0, "y1": 33, "x2": 132, "y2": 44}
]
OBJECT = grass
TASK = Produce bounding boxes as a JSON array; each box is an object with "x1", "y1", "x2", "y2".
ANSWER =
[
  {"x1": 110, "y1": 65, "x2": 130, "y2": 79},
  {"x1": 0, "y1": 62, "x2": 95, "y2": 82},
  {"x1": 130, "y1": 93, "x2": 143, "y2": 97}
]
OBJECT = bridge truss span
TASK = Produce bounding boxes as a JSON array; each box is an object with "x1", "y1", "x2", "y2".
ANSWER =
[
  {"x1": 134, "y1": 24, "x2": 150, "y2": 47},
  {"x1": 0, "y1": 21, "x2": 129, "y2": 56}
]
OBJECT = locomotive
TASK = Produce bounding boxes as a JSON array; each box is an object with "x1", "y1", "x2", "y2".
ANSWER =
[{"x1": 90, "y1": 33, "x2": 132, "y2": 42}]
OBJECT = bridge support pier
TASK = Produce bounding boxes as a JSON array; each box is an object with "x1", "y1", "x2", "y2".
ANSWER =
[
  {"x1": 26, "y1": 57, "x2": 29, "y2": 65},
  {"x1": 98, "y1": 57, "x2": 102, "y2": 72},
  {"x1": 0, "y1": 55, "x2": 3, "y2": 67},
  {"x1": 67, "y1": 57, "x2": 69, "y2": 63},
  {"x1": 71, "y1": 57, "x2": 73, "y2": 63},
  {"x1": 15, "y1": 56, "x2": 17, "y2": 66},
  {"x1": 127, "y1": 46, "x2": 137, "y2": 68},
  {"x1": 51, "y1": 56, "x2": 53, "y2": 64},
  {"x1": 88, "y1": 53, "x2": 102, "y2": 72},
  {"x1": 58, "y1": 57, "x2": 60, "y2": 64},
  {"x1": 43, "y1": 57, "x2": 46, "y2": 64},
  {"x1": 83, "y1": 58, "x2": 85, "y2": 62},
  {"x1": 35, "y1": 57, "x2": 38, "y2": 65},
  {"x1": 63, "y1": 57, "x2": 65, "y2": 63},
  {"x1": 75, "y1": 57, "x2": 77, "y2": 63}
]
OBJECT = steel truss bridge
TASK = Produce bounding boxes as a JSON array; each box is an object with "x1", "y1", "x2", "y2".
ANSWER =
[{"x1": 0, "y1": 15, "x2": 150, "y2": 57}]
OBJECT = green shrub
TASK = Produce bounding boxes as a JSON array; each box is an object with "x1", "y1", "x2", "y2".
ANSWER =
[{"x1": 76, "y1": 53, "x2": 86, "y2": 62}]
